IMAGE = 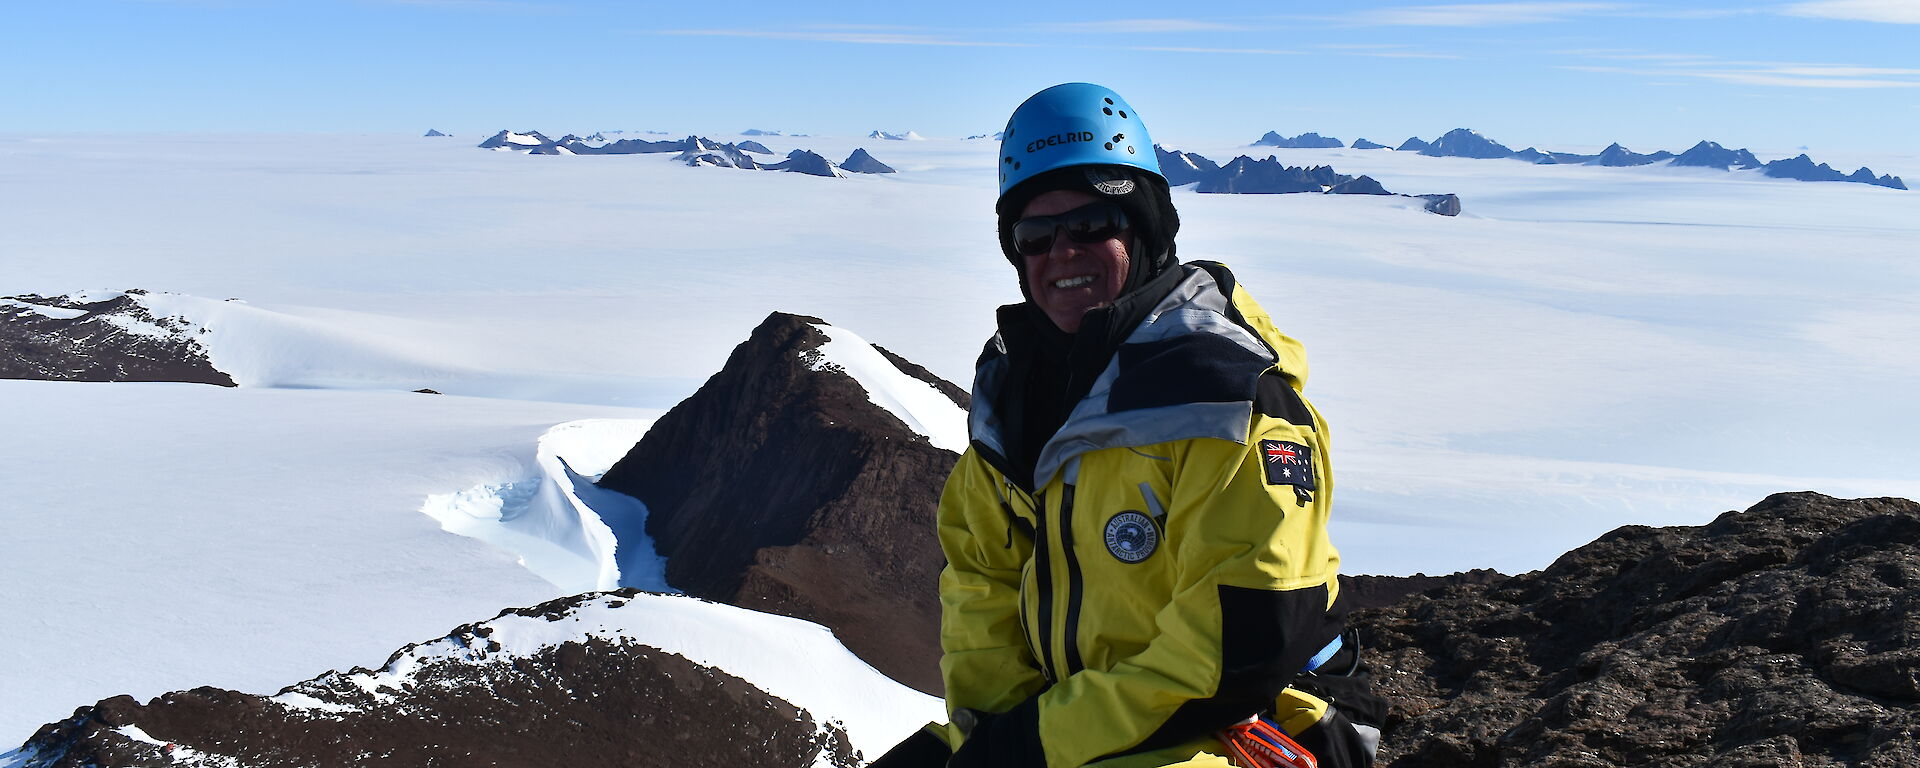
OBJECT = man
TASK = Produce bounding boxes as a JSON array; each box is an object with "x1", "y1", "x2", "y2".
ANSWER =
[{"x1": 877, "y1": 83, "x2": 1380, "y2": 768}]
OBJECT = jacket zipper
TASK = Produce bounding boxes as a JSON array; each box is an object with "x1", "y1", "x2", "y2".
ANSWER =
[
  {"x1": 1059, "y1": 483, "x2": 1086, "y2": 676},
  {"x1": 1031, "y1": 489, "x2": 1058, "y2": 681}
]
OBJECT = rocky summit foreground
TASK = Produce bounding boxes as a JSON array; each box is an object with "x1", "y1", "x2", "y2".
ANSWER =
[
  {"x1": 7, "y1": 591, "x2": 872, "y2": 768},
  {"x1": 597, "y1": 312, "x2": 965, "y2": 696},
  {"x1": 1355, "y1": 492, "x2": 1920, "y2": 767}
]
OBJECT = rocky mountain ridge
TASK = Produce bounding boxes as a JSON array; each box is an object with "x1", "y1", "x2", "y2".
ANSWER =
[
  {"x1": 1380, "y1": 128, "x2": 1905, "y2": 189},
  {"x1": 6, "y1": 591, "x2": 911, "y2": 768},
  {"x1": 475, "y1": 130, "x2": 893, "y2": 177},
  {"x1": 1155, "y1": 146, "x2": 1462, "y2": 215},
  {"x1": 596, "y1": 312, "x2": 966, "y2": 695},
  {"x1": 0, "y1": 290, "x2": 231, "y2": 386},
  {"x1": 1356, "y1": 491, "x2": 1920, "y2": 767}
]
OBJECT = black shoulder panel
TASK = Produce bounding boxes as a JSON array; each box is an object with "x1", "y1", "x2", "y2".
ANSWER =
[
  {"x1": 1108, "y1": 333, "x2": 1268, "y2": 414},
  {"x1": 1254, "y1": 371, "x2": 1314, "y2": 428}
]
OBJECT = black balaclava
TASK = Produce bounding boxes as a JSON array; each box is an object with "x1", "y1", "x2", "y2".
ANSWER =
[
  {"x1": 992, "y1": 164, "x2": 1183, "y2": 487},
  {"x1": 995, "y1": 164, "x2": 1181, "y2": 310}
]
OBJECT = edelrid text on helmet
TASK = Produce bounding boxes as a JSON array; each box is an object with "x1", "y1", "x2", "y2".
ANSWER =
[
  {"x1": 998, "y1": 82, "x2": 1162, "y2": 199},
  {"x1": 1025, "y1": 131, "x2": 1097, "y2": 154}
]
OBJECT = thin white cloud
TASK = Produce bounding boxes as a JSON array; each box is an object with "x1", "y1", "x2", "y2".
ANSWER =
[
  {"x1": 657, "y1": 28, "x2": 1028, "y2": 47},
  {"x1": 1559, "y1": 49, "x2": 1920, "y2": 88},
  {"x1": 1128, "y1": 46, "x2": 1305, "y2": 54},
  {"x1": 1341, "y1": 2, "x2": 1629, "y2": 26},
  {"x1": 1630, "y1": 7, "x2": 1761, "y2": 19},
  {"x1": 1357, "y1": 51, "x2": 1468, "y2": 59},
  {"x1": 1573, "y1": 51, "x2": 1722, "y2": 63},
  {"x1": 1564, "y1": 64, "x2": 1920, "y2": 88},
  {"x1": 1041, "y1": 18, "x2": 1240, "y2": 33},
  {"x1": 1317, "y1": 42, "x2": 1466, "y2": 58},
  {"x1": 1768, "y1": 65, "x2": 1920, "y2": 76},
  {"x1": 370, "y1": 0, "x2": 545, "y2": 8},
  {"x1": 1782, "y1": 0, "x2": 1920, "y2": 23}
]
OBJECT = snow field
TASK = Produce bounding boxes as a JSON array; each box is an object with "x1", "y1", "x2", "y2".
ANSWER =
[
  {"x1": 269, "y1": 592, "x2": 942, "y2": 764},
  {"x1": 0, "y1": 380, "x2": 640, "y2": 739}
]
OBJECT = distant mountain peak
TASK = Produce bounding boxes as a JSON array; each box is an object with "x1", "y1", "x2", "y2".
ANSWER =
[
  {"x1": 1252, "y1": 131, "x2": 1344, "y2": 149},
  {"x1": 841, "y1": 148, "x2": 896, "y2": 174}
]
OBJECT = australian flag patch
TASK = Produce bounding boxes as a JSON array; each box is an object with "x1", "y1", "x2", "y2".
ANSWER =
[{"x1": 1260, "y1": 440, "x2": 1316, "y2": 491}]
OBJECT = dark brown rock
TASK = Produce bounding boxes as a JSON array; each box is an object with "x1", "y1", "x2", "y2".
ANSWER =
[
  {"x1": 1339, "y1": 569, "x2": 1506, "y2": 613},
  {"x1": 9, "y1": 589, "x2": 858, "y2": 768},
  {"x1": 1354, "y1": 492, "x2": 1920, "y2": 767},
  {"x1": 0, "y1": 291, "x2": 232, "y2": 386},
  {"x1": 597, "y1": 312, "x2": 963, "y2": 696}
]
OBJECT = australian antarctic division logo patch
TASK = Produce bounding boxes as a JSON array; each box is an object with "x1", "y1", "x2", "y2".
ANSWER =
[
  {"x1": 1104, "y1": 511, "x2": 1159, "y2": 563},
  {"x1": 1260, "y1": 440, "x2": 1316, "y2": 491}
]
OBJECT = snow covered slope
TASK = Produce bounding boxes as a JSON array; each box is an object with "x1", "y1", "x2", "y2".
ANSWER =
[
  {"x1": 803, "y1": 322, "x2": 967, "y2": 452},
  {"x1": 8, "y1": 591, "x2": 941, "y2": 768},
  {"x1": 422, "y1": 418, "x2": 667, "y2": 594},
  {"x1": 0, "y1": 379, "x2": 659, "y2": 739}
]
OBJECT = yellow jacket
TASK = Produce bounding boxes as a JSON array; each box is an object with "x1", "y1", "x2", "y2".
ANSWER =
[{"x1": 937, "y1": 262, "x2": 1347, "y2": 768}]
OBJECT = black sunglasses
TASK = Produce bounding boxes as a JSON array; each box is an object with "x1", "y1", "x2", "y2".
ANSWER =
[{"x1": 1010, "y1": 202, "x2": 1130, "y2": 257}]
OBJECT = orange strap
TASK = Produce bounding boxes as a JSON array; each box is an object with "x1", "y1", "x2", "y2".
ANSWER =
[{"x1": 1216, "y1": 716, "x2": 1317, "y2": 768}]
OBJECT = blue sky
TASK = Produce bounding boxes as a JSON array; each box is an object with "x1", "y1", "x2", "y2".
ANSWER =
[{"x1": 4, "y1": 0, "x2": 1916, "y2": 154}]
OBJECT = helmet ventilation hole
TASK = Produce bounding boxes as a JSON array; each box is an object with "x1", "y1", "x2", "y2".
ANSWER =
[
  {"x1": 1103, "y1": 107, "x2": 1113, "y2": 116},
  {"x1": 1104, "y1": 142, "x2": 1114, "y2": 150}
]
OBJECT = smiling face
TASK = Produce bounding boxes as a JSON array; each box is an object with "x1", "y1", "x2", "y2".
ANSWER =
[{"x1": 1020, "y1": 189, "x2": 1132, "y2": 334}]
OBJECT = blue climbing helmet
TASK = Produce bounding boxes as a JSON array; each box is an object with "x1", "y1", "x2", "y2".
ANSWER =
[{"x1": 997, "y1": 83, "x2": 1163, "y2": 201}]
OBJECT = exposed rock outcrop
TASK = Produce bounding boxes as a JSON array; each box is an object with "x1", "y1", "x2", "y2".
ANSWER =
[
  {"x1": 1328, "y1": 175, "x2": 1391, "y2": 195},
  {"x1": 1351, "y1": 138, "x2": 1388, "y2": 150},
  {"x1": 1197, "y1": 156, "x2": 1348, "y2": 193},
  {"x1": 597, "y1": 312, "x2": 965, "y2": 695},
  {"x1": 0, "y1": 291, "x2": 232, "y2": 386},
  {"x1": 1254, "y1": 131, "x2": 1345, "y2": 149},
  {"x1": 1672, "y1": 139, "x2": 1764, "y2": 170},
  {"x1": 1419, "y1": 193, "x2": 1463, "y2": 216},
  {"x1": 766, "y1": 150, "x2": 842, "y2": 177},
  {"x1": 1764, "y1": 154, "x2": 1907, "y2": 189},
  {"x1": 477, "y1": 129, "x2": 556, "y2": 150},
  {"x1": 1155, "y1": 145, "x2": 1222, "y2": 187},
  {"x1": 1420, "y1": 128, "x2": 1516, "y2": 160},
  {"x1": 1589, "y1": 142, "x2": 1674, "y2": 167},
  {"x1": 840, "y1": 148, "x2": 896, "y2": 174},
  {"x1": 476, "y1": 131, "x2": 880, "y2": 178},
  {"x1": 6, "y1": 591, "x2": 874, "y2": 768},
  {"x1": 676, "y1": 137, "x2": 763, "y2": 169},
  {"x1": 1338, "y1": 570, "x2": 1505, "y2": 612},
  {"x1": 1355, "y1": 492, "x2": 1920, "y2": 767},
  {"x1": 1152, "y1": 146, "x2": 1459, "y2": 212}
]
